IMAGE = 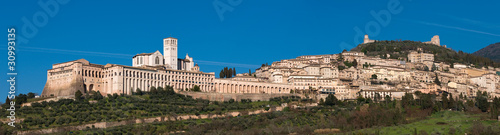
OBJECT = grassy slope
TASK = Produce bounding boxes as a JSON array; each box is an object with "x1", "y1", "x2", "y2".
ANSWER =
[{"x1": 345, "y1": 111, "x2": 499, "y2": 135}]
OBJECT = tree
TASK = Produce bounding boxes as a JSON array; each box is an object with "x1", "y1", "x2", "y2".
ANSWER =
[
  {"x1": 357, "y1": 95, "x2": 366, "y2": 105},
  {"x1": 431, "y1": 63, "x2": 437, "y2": 72},
  {"x1": 248, "y1": 69, "x2": 252, "y2": 75},
  {"x1": 434, "y1": 73, "x2": 441, "y2": 86},
  {"x1": 384, "y1": 95, "x2": 392, "y2": 105},
  {"x1": 75, "y1": 90, "x2": 83, "y2": 101},
  {"x1": 136, "y1": 88, "x2": 143, "y2": 95},
  {"x1": 374, "y1": 93, "x2": 381, "y2": 103},
  {"x1": 228, "y1": 68, "x2": 233, "y2": 78},
  {"x1": 338, "y1": 65, "x2": 346, "y2": 71},
  {"x1": 352, "y1": 59, "x2": 358, "y2": 68},
  {"x1": 441, "y1": 92, "x2": 449, "y2": 109},
  {"x1": 491, "y1": 97, "x2": 500, "y2": 119},
  {"x1": 27, "y1": 92, "x2": 36, "y2": 99},
  {"x1": 371, "y1": 74, "x2": 378, "y2": 80},
  {"x1": 150, "y1": 87, "x2": 157, "y2": 94},
  {"x1": 424, "y1": 66, "x2": 429, "y2": 71},
  {"x1": 401, "y1": 92, "x2": 414, "y2": 108},
  {"x1": 191, "y1": 85, "x2": 201, "y2": 92},
  {"x1": 233, "y1": 67, "x2": 236, "y2": 76},
  {"x1": 219, "y1": 70, "x2": 224, "y2": 78},
  {"x1": 324, "y1": 94, "x2": 338, "y2": 106},
  {"x1": 476, "y1": 91, "x2": 489, "y2": 112},
  {"x1": 2, "y1": 96, "x2": 11, "y2": 108},
  {"x1": 319, "y1": 98, "x2": 325, "y2": 105},
  {"x1": 361, "y1": 48, "x2": 368, "y2": 54},
  {"x1": 92, "y1": 91, "x2": 103, "y2": 100},
  {"x1": 157, "y1": 86, "x2": 164, "y2": 92},
  {"x1": 449, "y1": 93, "x2": 456, "y2": 110},
  {"x1": 337, "y1": 53, "x2": 344, "y2": 62}
]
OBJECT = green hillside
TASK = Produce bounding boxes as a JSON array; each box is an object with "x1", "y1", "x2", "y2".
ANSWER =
[
  {"x1": 350, "y1": 40, "x2": 500, "y2": 68},
  {"x1": 473, "y1": 42, "x2": 500, "y2": 62}
]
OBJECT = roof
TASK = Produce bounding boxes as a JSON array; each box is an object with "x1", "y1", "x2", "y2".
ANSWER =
[
  {"x1": 164, "y1": 37, "x2": 177, "y2": 39},
  {"x1": 52, "y1": 59, "x2": 90, "y2": 66},
  {"x1": 133, "y1": 52, "x2": 154, "y2": 57}
]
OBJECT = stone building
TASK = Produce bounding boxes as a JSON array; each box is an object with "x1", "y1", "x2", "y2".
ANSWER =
[
  {"x1": 42, "y1": 58, "x2": 215, "y2": 97},
  {"x1": 408, "y1": 51, "x2": 434, "y2": 63},
  {"x1": 42, "y1": 37, "x2": 293, "y2": 97},
  {"x1": 358, "y1": 89, "x2": 406, "y2": 100},
  {"x1": 214, "y1": 79, "x2": 291, "y2": 94}
]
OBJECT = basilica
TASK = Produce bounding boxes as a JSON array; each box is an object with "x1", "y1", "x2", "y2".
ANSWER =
[
  {"x1": 132, "y1": 37, "x2": 196, "y2": 71},
  {"x1": 41, "y1": 37, "x2": 292, "y2": 98}
]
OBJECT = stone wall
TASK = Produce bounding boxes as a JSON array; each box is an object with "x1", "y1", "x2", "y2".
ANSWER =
[{"x1": 177, "y1": 91, "x2": 302, "y2": 102}]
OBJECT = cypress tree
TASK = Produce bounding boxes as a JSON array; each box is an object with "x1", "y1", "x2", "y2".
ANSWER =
[
  {"x1": 435, "y1": 73, "x2": 441, "y2": 86},
  {"x1": 441, "y1": 92, "x2": 449, "y2": 109},
  {"x1": 233, "y1": 67, "x2": 236, "y2": 76},
  {"x1": 75, "y1": 90, "x2": 83, "y2": 101},
  {"x1": 220, "y1": 70, "x2": 224, "y2": 78}
]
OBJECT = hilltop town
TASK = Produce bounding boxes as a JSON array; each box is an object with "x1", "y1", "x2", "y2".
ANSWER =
[
  {"x1": 255, "y1": 35, "x2": 500, "y2": 100},
  {"x1": 5, "y1": 35, "x2": 500, "y2": 135},
  {"x1": 40, "y1": 35, "x2": 500, "y2": 102}
]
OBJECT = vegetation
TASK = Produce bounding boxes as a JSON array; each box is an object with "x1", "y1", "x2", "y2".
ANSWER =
[
  {"x1": 64, "y1": 90, "x2": 500, "y2": 134},
  {"x1": 351, "y1": 40, "x2": 500, "y2": 68},
  {"x1": 1, "y1": 86, "x2": 298, "y2": 131},
  {"x1": 219, "y1": 67, "x2": 237, "y2": 78},
  {"x1": 348, "y1": 111, "x2": 500, "y2": 135},
  {"x1": 473, "y1": 42, "x2": 500, "y2": 62},
  {"x1": 4, "y1": 87, "x2": 500, "y2": 134},
  {"x1": 190, "y1": 85, "x2": 201, "y2": 92}
]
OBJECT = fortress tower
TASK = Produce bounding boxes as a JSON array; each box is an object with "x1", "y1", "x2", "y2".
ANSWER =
[
  {"x1": 424, "y1": 35, "x2": 440, "y2": 46},
  {"x1": 363, "y1": 35, "x2": 375, "y2": 44},
  {"x1": 163, "y1": 37, "x2": 178, "y2": 69}
]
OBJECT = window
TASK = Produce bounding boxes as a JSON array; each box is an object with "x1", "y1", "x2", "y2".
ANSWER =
[{"x1": 155, "y1": 56, "x2": 160, "y2": 64}]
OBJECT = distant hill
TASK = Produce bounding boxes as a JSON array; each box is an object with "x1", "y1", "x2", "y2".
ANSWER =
[
  {"x1": 473, "y1": 42, "x2": 500, "y2": 62},
  {"x1": 350, "y1": 40, "x2": 500, "y2": 68}
]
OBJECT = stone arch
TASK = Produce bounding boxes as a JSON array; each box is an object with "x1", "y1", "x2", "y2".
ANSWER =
[
  {"x1": 88, "y1": 84, "x2": 94, "y2": 92},
  {"x1": 83, "y1": 84, "x2": 87, "y2": 93},
  {"x1": 155, "y1": 56, "x2": 160, "y2": 64}
]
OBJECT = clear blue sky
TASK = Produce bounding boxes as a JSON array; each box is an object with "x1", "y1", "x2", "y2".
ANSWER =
[{"x1": 1, "y1": 0, "x2": 499, "y2": 102}]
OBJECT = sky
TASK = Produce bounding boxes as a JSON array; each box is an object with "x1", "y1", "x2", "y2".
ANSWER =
[{"x1": 1, "y1": 0, "x2": 499, "y2": 102}]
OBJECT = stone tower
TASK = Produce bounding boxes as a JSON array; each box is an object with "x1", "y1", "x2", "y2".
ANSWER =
[
  {"x1": 363, "y1": 35, "x2": 375, "y2": 44},
  {"x1": 431, "y1": 35, "x2": 440, "y2": 46},
  {"x1": 163, "y1": 37, "x2": 178, "y2": 69}
]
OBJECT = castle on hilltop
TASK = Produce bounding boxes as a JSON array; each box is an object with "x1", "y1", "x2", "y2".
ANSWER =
[{"x1": 363, "y1": 35, "x2": 447, "y2": 48}]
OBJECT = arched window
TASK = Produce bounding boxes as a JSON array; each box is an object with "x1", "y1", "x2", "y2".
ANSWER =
[{"x1": 155, "y1": 56, "x2": 160, "y2": 64}]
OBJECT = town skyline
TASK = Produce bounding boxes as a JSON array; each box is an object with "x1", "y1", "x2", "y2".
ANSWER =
[{"x1": 2, "y1": 0, "x2": 500, "y2": 102}]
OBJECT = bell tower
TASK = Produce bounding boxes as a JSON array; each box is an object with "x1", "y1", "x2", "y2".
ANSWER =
[{"x1": 163, "y1": 37, "x2": 178, "y2": 69}]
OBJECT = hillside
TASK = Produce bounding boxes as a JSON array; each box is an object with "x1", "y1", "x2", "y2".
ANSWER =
[
  {"x1": 350, "y1": 40, "x2": 500, "y2": 68},
  {"x1": 1, "y1": 86, "x2": 298, "y2": 133},
  {"x1": 473, "y1": 42, "x2": 500, "y2": 62}
]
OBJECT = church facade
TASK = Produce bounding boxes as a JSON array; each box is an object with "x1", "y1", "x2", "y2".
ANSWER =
[{"x1": 41, "y1": 37, "x2": 291, "y2": 97}]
